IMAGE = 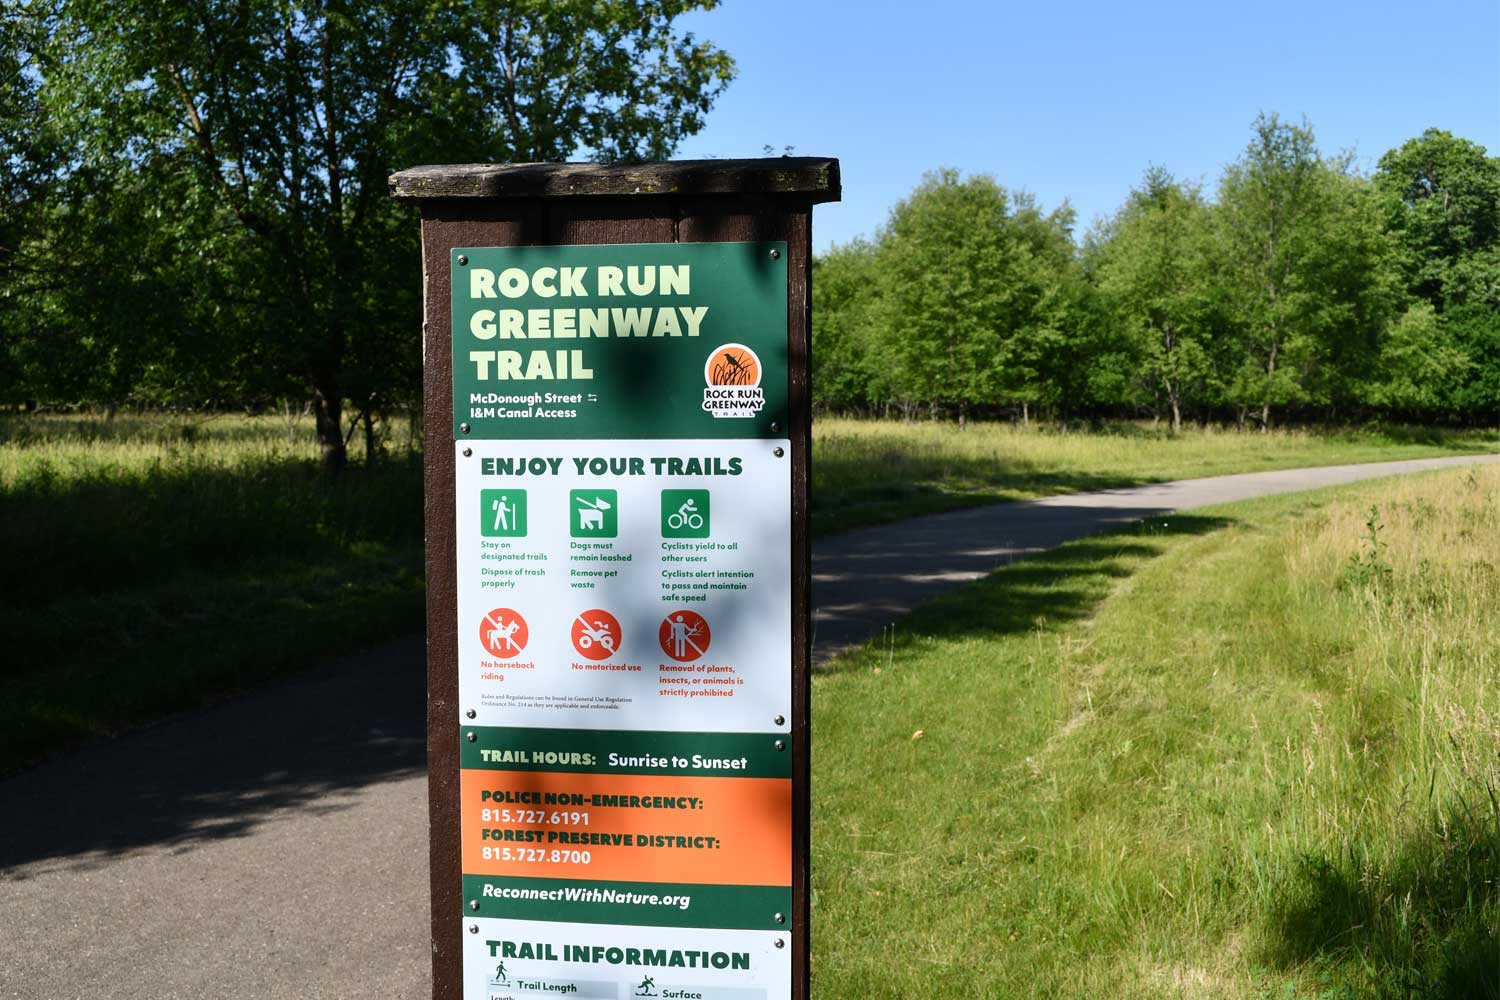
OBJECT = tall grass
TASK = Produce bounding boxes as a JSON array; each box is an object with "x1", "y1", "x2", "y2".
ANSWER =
[
  {"x1": 813, "y1": 466, "x2": 1500, "y2": 997},
  {"x1": 812, "y1": 418, "x2": 1499, "y2": 534},
  {"x1": 0, "y1": 414, "x2": 424, "y2": 772}
]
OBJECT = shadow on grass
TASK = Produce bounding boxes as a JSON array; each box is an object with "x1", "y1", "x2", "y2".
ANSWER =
[
  {"x1": 0, "y1": 453, "x2": 422, "y2": 612},
  {"x1": 0, "y1": 452, "x2": 426, "y2": 776},
  {"x1": 0, "y1": 634, "x2": 426, "y2": 876},
  {"x1": 1263, "y1": 790, "x2": 1500, "y2": 999},
  {"x1": 816, "y1": 511, "x2": 1235, "y2": 675}
]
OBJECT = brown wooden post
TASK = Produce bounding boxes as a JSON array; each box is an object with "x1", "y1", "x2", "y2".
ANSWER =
[{"x1": 391, "y1": 159, "x2": 839, "y2": 1000}]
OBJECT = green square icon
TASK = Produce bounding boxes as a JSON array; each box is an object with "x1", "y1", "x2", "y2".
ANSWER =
[
  {"x1": 480, "y1": 489, "x2": 527, "y2": 537},
  {"x1": 570, "y1": 489, "x2": 618, "y2": 538},
  {"x1": 661, "y1": 489, "x2": 710, "y2": 538}
]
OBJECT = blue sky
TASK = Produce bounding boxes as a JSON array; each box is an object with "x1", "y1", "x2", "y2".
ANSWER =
[{"x1": 675, "y1": 0, "x2": 1500, "y2": 251}]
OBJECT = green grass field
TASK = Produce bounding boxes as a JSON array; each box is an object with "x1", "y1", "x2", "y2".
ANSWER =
[
  {"x1": 812, "y1": 465, "x2": 1500, "y2": 998},
  {"x1": 813, "y1": 418, "x2": 1500, "y2": 535},
  {"x1": 0, "y1": 413, "x2": 425, "y2": 773},
  {"x1": 2, "y1": 413, "x2": 1496, "y2": 781}
]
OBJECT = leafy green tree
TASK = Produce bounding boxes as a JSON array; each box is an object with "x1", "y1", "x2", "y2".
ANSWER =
[
  {"x1": 1375, "y1": 129, "x2": 1500, "y2": 311},
  {"x1": 1095, "y1": 167, "x2": 1221, "y2": 431},
  {"x1": 811, "y1": 239, "x2": 884, "y2": 412},
  {"x1": 24, "y1": 0, "x2": 733, "y2": 465},
  {"x1": 1216, "y1": 114, "x2": 1396, "y2": 427},
  {"x1": 999, "y1": 191, "x2": 1082, "y2": 424},
  {"x1": 1445, "y1": 304, "x2": 1500, "y2": 423},
  {"x1": 874, "y1": 169, "x2": 1077, "y2": 426},
  {"x1": 873, "y1": 170, "x2": 1007, "y2": 423},
  {"x1": 1363, "y1": 301, "x2": 1471, "y2": 413}
]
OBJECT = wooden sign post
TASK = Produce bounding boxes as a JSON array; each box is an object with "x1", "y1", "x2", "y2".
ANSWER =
[{"x1": 391, "y1": 158, "x2": 839, "y2": 1000}]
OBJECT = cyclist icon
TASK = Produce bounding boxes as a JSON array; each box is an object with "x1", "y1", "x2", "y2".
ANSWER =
[
  {"x1": 661, "y1": 490, "x2": 709, "y2": 537},
  {"x1": 668, "y1": 497, "x2": 704, "y2": 530}
]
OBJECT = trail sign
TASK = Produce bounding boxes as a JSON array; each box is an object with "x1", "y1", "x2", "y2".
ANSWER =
[{"x1": 393, "y1": 158, "x2": 839, "y2": 1000}]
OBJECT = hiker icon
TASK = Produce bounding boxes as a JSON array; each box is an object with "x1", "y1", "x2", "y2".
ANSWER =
[
  {"x1": 479, "y1": 488, "x2": 527, "y2": 537},
  {"x1": 478, "y1": 608, "x2": 529, "y2": 659},
  {"x1": 571, "y1": 609, "x2": 622, "y2": 661},
  {"x1": 491, "y1": 962, "x2": 509, "y2": 985},
  {"x1": 658, "y1": 610, "x2": 711, "y2": 662},
  {"x1": 492, "y1": 495, "x2": 515, "y2": 531}
]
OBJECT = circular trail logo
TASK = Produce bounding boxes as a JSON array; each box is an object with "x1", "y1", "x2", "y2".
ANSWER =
[
  {"x1": 479, "y1": 608, "x2": 529, "y2": 658},
  {"x1": 705, "y1": 344, "x2": 761, "y2": 387},
  {"x1": 571, "y1": 609, "x2": 622, "y2": 661},
  {"x1": 701, "y1": 344, "x2": 765, "y2": 419},
  {"x1": 658, "y1": 610, "x2": 711, "y2": 662}
]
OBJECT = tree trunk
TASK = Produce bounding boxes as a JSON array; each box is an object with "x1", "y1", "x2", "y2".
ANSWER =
[
  {"x1": 311, "y1": 369, "x2": 346, "y2": 472},
  {"x1": 957, "y1": 401, "x2": 968, "y2": 430},
  {"x1": 1261, "y1": 339, "x2": 1278, "y2": 433},
  {"x1": 1021, "y1": 401, "x2": 1030, "y2": 428},
  {"x1": 362, "y1": 406, "x2": 377, "y2": 463},
  {"x1": 1170, "y1": 397, "x2": 1182, "y2": 435}
]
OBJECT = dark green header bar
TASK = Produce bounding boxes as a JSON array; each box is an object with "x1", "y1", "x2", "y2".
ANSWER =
[
  {"x1": 460, "y1": 726, "x2": 791, "y2": 779},
  {"x1": 451, "y1": 242, "x2": 788, "y2": 440},
  {"x1": 462, "y1": 875, "x2": 791, "y2": 931}
]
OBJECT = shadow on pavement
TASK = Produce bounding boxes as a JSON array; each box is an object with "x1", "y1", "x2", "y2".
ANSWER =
[
  {"x1": 810, "y1": 468, "x2": 1174, "y2": 537},
  {"x1": 0, "y1": 634, "x2": 426, "y2": 877},
  {"x1": 814, "y1": 509, "x2": 1235, "y2": 672}
]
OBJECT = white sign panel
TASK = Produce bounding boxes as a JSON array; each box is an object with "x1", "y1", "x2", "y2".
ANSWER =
[{"x1": 455, "y1": 439, "x2": 792, "y2": 734}]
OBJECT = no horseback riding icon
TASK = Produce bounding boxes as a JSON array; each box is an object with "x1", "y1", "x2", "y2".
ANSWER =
[{"x1": 479, "y1": 608, "x2": 529, "y2": 658}]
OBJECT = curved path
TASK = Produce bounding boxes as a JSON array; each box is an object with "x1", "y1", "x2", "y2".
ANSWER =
[
  {"x1": 812, "y1": 452, "x2": 1500, "y2": 660},
  {"x1": 2, "y1": 452, "x2": 1497, "y2": 999}
]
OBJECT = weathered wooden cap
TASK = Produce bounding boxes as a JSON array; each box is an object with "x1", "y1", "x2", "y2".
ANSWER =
[{"x1": 390, "y1": 157, "x2": 840, "y2": 203}]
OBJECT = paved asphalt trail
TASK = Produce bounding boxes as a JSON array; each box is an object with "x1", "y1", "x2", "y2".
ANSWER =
[
  {"x1": 812, "y1": 452, "x2": 1500, "y2": 660},
  {"x1": 3, "y1": 453, "x2": 1497, "y2": 999}
]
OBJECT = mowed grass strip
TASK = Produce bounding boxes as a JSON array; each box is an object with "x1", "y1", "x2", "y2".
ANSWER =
[
  {"x1": 813, "y1": 417, "x2": 1500, "y2": 535},
  {"x1": 0, "y1": 415, "x2": 424, "y2": 773},
  {"x1": 812, "y1": 466, "x2": 1500, "y2": 999}
]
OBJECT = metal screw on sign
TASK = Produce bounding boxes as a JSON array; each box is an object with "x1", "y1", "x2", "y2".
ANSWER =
[
  {"x1": 462, "y1": 447, "x2": 472, "y2": 457},
  {"x1": 466, "y1": 709, "x2": 477, "y2": 719},
  {"x1": 775, "y1": 939, "x2": 786, "y2": 949},
  {"x1": 769, "y1": 248, "x2": 780, "y2": 260},
  {"x1": 774, "y1": 913, "x2": 786, "y2": 924},
  {"x1": 457, "y1": 255, "x2": 469, "y2": 266},
  {"x1": 469, "y1": 900, "x2": 480, "y2": 911},
  {"x1": 774, "y1": 739, "x2": 785, "y2": 751},
  {"x1": 773, "y1": 447, "x2": 785, "y2": 458},
  {"x1": 469, "y1": 924, "x2": 478, "y2": 934},
  {"x1": 774, "y1": 715, "x2": 785, "y2": 726},
  {"x1": 770, "y1": 421, "x2": 781, "y2": 433},
  {"x1": 466, "y1": 732, "x2": 477, "y2": 743},
  {"x1": 460, "y1": 423, "x2": 471, "y2": 434}
]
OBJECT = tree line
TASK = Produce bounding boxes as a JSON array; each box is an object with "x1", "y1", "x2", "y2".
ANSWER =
[
  {"x1": 813, "y1": 116, "x2": 1500, "y2": 430},
  {"x1": 0, "y1": 0, "x2": 734, "y2": 468}
]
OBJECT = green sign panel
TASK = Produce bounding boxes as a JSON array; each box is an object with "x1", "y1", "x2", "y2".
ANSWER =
[{"x1": 452, "y1": 242, "x2": 788, "y2": 440}]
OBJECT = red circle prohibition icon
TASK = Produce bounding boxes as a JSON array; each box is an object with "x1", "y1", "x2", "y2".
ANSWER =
[
  {"x1": 658, "y1": 610, "x2": 711, "y2": 662},
  {"x1": 571, "y1": 609, "x2": 622, "y2": 661},
  {"x1": 479, "y1": 608, "x2": 529, "y2": 659}
]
